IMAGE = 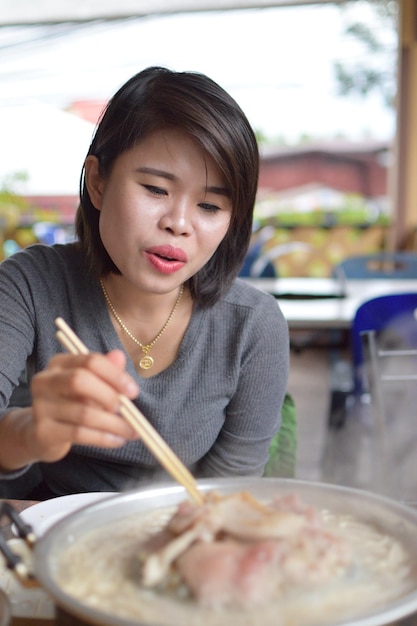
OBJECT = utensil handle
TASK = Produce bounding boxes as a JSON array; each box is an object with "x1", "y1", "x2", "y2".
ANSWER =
[{"x1": 0, "y1": 503, "x2": 39, "y2": 587}]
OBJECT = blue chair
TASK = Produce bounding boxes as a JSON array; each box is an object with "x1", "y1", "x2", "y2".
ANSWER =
[
  {"x1": 360, "y1": 328, "x2": 417, "y2": 500},
  {"x1": 239, "y1": 226, "x2": 277, "y2": 278},
  {"x1": 329, "y1": 292, "x2": 417, "y2": 428},
  {"x1": 239, "y1": 240, "x2": 277, "y2": 278},
  {"x1": 335, "y1": 252, "x2": 417, "y2": 280},
  {"x1": 351, "y1": 292, "x2": 417, "y2": 395},
  {"x1": 239, "y1": 225, "x2": 312, "y2": 279}
]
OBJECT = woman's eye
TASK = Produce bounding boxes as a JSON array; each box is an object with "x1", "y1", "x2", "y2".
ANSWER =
[
  {"x1": 199, "y1": 202, "x2": 221, "y2": 213},
  {"x1": 143, "y1": 184, "x2": 167, "y2": 196}
]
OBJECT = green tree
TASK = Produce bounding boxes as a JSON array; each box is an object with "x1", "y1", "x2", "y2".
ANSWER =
[
  {"x1": 0, "y1": 172, "x2": 31, "y2": 259},
  {"x1": 0, "y1": 172, "x2": 30, "y2": 229},
  {"x1": 334, "y1": 0, "x2": 398, "y2": 108}
]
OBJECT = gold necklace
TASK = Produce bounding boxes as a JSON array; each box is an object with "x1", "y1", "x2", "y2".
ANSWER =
[{"x1": 100, "y1": 278, "x2": 184, "y2": 370}]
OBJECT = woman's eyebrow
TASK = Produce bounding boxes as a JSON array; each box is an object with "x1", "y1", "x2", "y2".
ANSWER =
[
  {"x1": 207, "y1": 185, "x2": 231, "y2": 198},
  {"x1": 137, "y1": 166, "x2": 176, "y2": 181}
]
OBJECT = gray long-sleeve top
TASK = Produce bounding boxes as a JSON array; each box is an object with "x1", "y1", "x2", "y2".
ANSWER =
[{"x1": 0, "y1": 243, "x2": 289, "y2": 495}]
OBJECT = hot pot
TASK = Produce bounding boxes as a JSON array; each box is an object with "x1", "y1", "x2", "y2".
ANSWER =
[{"x1": 4, "y1": 477, "x2": 417, "y2": 626}]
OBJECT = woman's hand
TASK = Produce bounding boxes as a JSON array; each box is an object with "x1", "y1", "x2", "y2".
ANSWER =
[{"x1": 25, "y1": 349, "x2": 140, "y2": 463}]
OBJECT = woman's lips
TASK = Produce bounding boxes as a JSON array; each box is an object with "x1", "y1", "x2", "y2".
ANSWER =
[{"x1": 145, "y1": 246, "x2": 188, "y2": 275}]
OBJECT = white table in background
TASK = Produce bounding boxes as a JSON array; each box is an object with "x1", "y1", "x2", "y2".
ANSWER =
[{"x1": 243, "y1": 277, "x2": 417, "y2": 330}]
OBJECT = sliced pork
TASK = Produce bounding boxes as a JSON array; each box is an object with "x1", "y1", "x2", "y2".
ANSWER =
[{"x1": 138, "y1": 491, "x2": 352, "y2": 608}]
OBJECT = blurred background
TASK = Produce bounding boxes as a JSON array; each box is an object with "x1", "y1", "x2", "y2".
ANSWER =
[{"x1": 0, "y1": 0, "x2": 409, "y2": 277}]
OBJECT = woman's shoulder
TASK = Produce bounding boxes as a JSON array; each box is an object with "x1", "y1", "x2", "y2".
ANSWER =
[
  {"x1": 224, "y1": 278, "x2": 279, "y2": 310},
  {"x1": 1, "y1": 242, "x2": 84, "y2": 276},
  {"x1": 219, "y1": 278, "x2": 288, "y2": 332},
  {"x1": 0, "y1": 243, "x2": 94, "y2": 306}
]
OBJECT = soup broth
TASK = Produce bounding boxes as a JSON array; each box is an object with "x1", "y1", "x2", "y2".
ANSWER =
[{"x1": 55, "y1": 495, "x2": 416, "y2": 626}]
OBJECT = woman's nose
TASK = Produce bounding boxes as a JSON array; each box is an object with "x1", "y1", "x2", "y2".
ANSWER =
[{"x1": 158, "y1": 201, "x2": 193, "y2": 236}]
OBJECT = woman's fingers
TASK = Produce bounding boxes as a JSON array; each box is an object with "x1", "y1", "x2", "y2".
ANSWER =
[
  {"x1": 28, "y1": 350, "x2": 141, "y2": 462},
  {"x1": 34, "y1": 351, "x2": 139, "y2": 409},
  {"x1": 100, "y1": 349, "x2": 140, "y2": 398},
  {"x1": 30, "y1": 400, "x2": 136, "y2": 462},
  {"x1": 34, "y1": 367, "x2": 121, "y2": 414},
  {"x1": 36, "y1": 394, "x2": 137, "y2": 438},
  {"x1": 47, "y1": 350, "x2": 139, "y2": 399}
]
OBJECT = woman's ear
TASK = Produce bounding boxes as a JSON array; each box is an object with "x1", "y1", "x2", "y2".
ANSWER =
[{"x1": 84, "y1": 155, "x2": 104, "y2": 210}]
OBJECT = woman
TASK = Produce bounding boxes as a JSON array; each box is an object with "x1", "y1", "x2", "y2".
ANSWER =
[{"x1": 0, "y1": 66, "x2": 289, "y2": 497}]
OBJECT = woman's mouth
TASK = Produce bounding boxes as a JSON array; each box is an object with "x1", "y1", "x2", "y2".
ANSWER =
[{"x1": 145, "y1": 246, "x2": 187, "y2": 275}]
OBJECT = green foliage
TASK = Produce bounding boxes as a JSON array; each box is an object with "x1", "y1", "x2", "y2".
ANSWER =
[
  {"x1": 333, "y1": 0, "x2": 398, "y2": 109},
  {"x1": 255, "y1": 187, "x2": 390, "y2": 227},
  {"x1": 255, "y1": 128, "x2": 268, "y2": 145},
  {"x1": 0, "y1": 172, "x2": 30, "y2": 229},
  {"x1": 254, "y1": 204, "x2": 389, "y2": 227}
]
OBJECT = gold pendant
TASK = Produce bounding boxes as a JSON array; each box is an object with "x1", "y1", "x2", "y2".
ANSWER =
[{"x1": 139, "y1": 355, "x2": 154, "y2": 370}]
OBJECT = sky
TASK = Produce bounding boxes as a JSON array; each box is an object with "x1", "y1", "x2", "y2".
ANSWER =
[{"x1": 0, "y1": 3, "x2": 397, "y2": 144}]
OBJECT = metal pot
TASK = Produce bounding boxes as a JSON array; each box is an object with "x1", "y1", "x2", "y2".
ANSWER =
[{"x1": 6, "y1": 477, "x2": 417, "y2": 626}]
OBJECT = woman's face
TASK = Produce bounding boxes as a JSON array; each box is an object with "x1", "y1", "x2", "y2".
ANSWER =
[{"x1": 86, "y1": 128, "x2": 232, "y2": 293}]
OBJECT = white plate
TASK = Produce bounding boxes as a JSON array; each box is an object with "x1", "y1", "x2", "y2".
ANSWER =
[
  {"x1": 5, "y1": 494, "x2": 113, "y2": 620},
  {"x1": 17, "y1": 492, "x2": 115, "y2": 537}
]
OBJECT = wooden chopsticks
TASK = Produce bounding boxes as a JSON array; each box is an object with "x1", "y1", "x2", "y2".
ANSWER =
[{"x1": 54, "y1": 317, "x2": 204, "y2": 505}]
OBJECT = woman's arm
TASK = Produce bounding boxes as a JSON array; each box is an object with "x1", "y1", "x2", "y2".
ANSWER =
[
  {"x1": 0, "y1": 247, "x2": 140, "y2": 471},
  {"x1": 0, "y1": 351, "x2": 141, "y2": 471},
  {"x1": 196, "y1": 297, "x2": 290, "y2": 477}
]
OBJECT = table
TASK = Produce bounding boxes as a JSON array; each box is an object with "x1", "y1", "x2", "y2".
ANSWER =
[{"x1": 243, "y1": 277, "x2": 417, "y2": 329}]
